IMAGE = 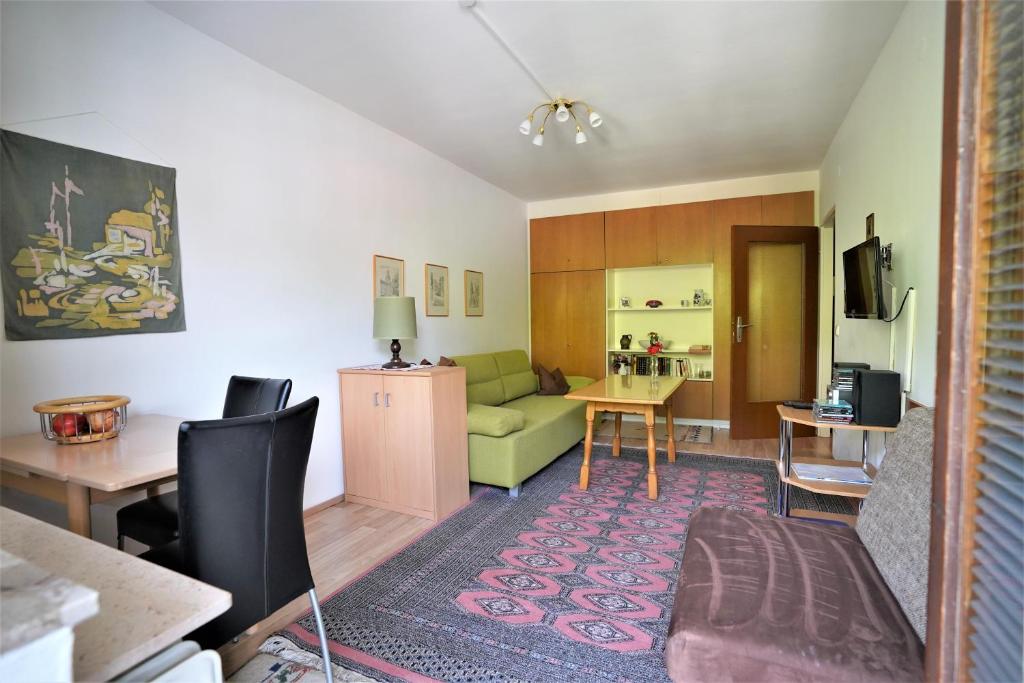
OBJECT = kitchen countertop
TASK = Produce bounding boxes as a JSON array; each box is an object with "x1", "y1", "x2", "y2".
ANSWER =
[
  {"x1": 0, "y1": 549, "x2": 99, "y2": 653},
  {"x1": 0, "y1": 508, "x2": 231, "y2": 680}
]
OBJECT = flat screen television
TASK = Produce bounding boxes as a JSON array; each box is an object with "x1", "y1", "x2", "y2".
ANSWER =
[{"x1": 843, "y1": 237, "x2": 888, "y2": 319}]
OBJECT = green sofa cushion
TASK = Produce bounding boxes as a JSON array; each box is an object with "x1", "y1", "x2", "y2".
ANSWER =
[
  {"x1": 502, "y1": 371, "x2": 539, "y2": 402},
  {"x1": 493, "y1": 350, "x2": 539, "y2": 402},
  {"x1": 466, "y1": 403, "x2": 526, "y2": 437},
  {"x1": 452, "y1": 353, "x2": 504, "y2": 406}
]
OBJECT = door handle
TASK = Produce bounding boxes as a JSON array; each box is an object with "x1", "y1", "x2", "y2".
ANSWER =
[
  {"x1": 736, "y1": 315, "x2": 753, "y2": 343},
  {"x1": 373, "y1": 392, "x2": 380, "y2": 407},
  {"x1": 384, "y1": 393, "x2": 391, "y2": 408}
]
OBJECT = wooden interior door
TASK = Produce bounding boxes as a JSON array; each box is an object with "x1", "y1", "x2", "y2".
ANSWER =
[
  {"x1": 730, "y1": 226, "x2": 819, "y2": 438},
  {"x1": 382, "y1": 375, "x2": 434, "y2": 513},
  {"x1": 340, "y1": 373, "x2": 386, "y2": 501}
]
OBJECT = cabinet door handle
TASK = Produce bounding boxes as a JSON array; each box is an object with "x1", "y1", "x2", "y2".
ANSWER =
[
  {"x1": 384, "y1": 393, "x2": 391, "y2": 408},
  {"x1": 373, "y1": 392, "x2": 380, "y2": 407}
]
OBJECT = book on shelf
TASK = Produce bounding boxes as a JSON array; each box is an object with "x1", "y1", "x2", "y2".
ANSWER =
[{"x1": 608, "y1": 352, "x2": 703, "y2": 379}]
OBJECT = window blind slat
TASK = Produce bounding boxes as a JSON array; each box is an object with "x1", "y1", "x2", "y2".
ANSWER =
[{"x1": 966, "y1": 1, "x2": 1021, "y2": 679}]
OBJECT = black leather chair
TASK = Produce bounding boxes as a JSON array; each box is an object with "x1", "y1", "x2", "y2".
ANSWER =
[
  {"x1": 116, "y1": 376, "x2": 292, "y2": 550},
  {"x1": 140, "y1": 397, "x2": 333, "y2": 682}
]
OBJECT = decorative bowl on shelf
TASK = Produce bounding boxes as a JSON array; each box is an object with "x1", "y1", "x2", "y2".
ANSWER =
[
  {"x1": 33, "y1": 395, "x2": 130, "y2": 445},
  {"x1": 645, "y1": 299, "x2": 663, "y2": 308}
]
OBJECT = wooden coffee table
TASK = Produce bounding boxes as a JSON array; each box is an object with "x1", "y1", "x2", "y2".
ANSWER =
[{"x1": 565, "y1": 375, "x2": 685, "y2": 499}]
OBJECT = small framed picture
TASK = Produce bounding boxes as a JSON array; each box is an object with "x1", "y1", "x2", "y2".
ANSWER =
[
  {"x1": 373, "y1": 255, "x2": 404, "y2": 298},
  {"x1": 424, "y1": 263, "x2": 449, "y2": 316},
  {"x1": 464, "y1": 270, "x2": 483, "y2": 316},
  {"x1": 619, "y1": 296, "x2": 631, "y2": 308}
]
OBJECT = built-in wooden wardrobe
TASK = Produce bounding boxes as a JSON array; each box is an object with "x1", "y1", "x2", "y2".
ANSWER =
[{"x1": 529, "y1": 191, "x2": 815, "y2": 424}]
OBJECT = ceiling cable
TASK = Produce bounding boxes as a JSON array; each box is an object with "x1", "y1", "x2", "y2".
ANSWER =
[{"x1": 460, "y1": 0, "x2": 554, "y2": 101}]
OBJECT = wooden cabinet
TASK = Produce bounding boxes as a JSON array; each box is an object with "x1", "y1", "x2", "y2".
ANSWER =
[
  {"x1": 657, "y1": 201, "x2": 714, "y2": 265},
  {"x1": 530, "y1": 189, "x2": 816, "y2": 426},
  {"x1": 338, "y1": 366, "x2": 468, "y2": 521},
  {"x1": 671, "y1": 380, "x2": 714, "y2": 420},
  {"x1": 530, "y1": 270, "x2": 605, "y2": 381},
  {"x1": 712, "y1": 195, "x2": 763, "y2": 421},
  {"x1": 530, "y1": 212, "x2": 605, "y2": 273},
  {"x1": 606, "y1": 203, "x2": 715, "y2": 268},
  {"x1": 605, "y1": 207, "x2": 658, "y2": 268},
  {"x1": 762, "y1": 191, "x2": 815, "y2": 225}
]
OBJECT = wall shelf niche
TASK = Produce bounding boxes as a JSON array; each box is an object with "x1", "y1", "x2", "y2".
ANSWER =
[{"x1": 606, "y1": 263, "x2": 714, "y2": 381}]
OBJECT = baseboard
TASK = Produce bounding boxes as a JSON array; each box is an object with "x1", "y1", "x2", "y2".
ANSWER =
[{"x1": 303, "y1": 494, "x2": 345, "y2": 518}]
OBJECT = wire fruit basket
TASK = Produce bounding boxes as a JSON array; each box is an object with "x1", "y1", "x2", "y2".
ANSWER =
[{"x1": 33, "y1": 395, "x2": 130, "y2": 445}]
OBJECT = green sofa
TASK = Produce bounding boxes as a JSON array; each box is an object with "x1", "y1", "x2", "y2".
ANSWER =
[{"x1": 450, "y1": 350, "x2": 594, "y2": 496}]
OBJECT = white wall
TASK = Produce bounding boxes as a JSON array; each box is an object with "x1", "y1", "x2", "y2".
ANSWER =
[
  {"x1": 818, "y1": 0, "x2": 944, "y2": 461},
  {"x1": 819, "y1": 0, "x2": 944, "y2": 405},
  {"x1": 0, "y1": 2, "x2": 527, "y2": 520}
]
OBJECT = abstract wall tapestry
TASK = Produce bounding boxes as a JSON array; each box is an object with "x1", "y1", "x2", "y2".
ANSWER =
[{"x1": 0, "y1": 131, "x2": 185, "y2": 340}]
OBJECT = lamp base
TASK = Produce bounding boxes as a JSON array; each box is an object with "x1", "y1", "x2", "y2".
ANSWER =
[{"x1": 382, "y1": 339, "x2": 411, "y2": 369}]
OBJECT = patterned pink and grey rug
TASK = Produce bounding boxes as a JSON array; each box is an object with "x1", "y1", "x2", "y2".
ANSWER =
[{"x1": 278, "y1": 444, "x2": 830, "y2": 682}]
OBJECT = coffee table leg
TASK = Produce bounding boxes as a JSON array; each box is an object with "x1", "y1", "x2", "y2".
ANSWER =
[
  {"x1": 580, "y1": 403, "x2": 596, "y2": 491},
  {"x1": 645, "y1": 406, "x2": 658, "y2": 499},
  {"x1": 612, "y1": 413, "x2": 622, "y2": 457},
  {"x1": 66, "y1": 483, "x2": 92, "y2": 537},
  {"x1": 665, "y1": 403, "x2": 676, "y2": 463}
]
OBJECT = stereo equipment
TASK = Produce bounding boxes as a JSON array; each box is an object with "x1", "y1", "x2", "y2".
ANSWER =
[
  {"x1": 852, "y1": 369, "x2": 901, "y2": 427},
  {"x1": 833, "y1": 362, "x2": 871, "y2": 404}
]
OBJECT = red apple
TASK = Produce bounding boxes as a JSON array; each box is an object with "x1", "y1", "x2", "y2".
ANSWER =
[
  {"x1": 87, "y1": 410, "x2": 117, "y2": 433},
  {"x1": 52, "y1": 413, "x2": 88, "y2": 437}
]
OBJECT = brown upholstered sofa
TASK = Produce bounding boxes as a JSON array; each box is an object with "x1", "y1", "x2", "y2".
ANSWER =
[{"x1": 666, "y1": 408, "x2": 934, "y2": 682}]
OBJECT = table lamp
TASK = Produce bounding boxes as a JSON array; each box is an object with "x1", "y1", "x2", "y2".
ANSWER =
[{"x1": 373, "y1": 296, "x2": 417, "y2": 369}]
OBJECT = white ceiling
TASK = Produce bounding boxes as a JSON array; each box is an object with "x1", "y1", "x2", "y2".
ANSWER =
[{"x1": 154, "y1": 1, "x2": 905, "y2": 202}]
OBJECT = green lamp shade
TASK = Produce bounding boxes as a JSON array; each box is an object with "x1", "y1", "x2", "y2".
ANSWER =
[{"x1": 373, "y1": 296, "x2": 417, "y2": 339}]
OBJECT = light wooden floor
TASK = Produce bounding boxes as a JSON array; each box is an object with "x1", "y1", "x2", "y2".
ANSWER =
[
  {"x1": 221, "y1": 422, "x2": 832, "y2": 674},
  {"x1": 218, "y1": 501, "x2": 432, "y2": 675},
  {"x1": 593, "y1": 417, "x2": 832, "y2": 460}
]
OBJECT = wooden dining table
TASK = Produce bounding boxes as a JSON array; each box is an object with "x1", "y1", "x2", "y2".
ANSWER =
[
  {"x1": 565, "y1": 375, "x2": 685, "y2": 500},
  {"x1": 0, "y1": 414, "x2": 184, "y2": 538}
]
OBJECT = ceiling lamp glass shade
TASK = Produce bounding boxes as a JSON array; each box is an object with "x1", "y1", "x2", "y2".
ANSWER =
[{"x1": 520, "y1": 99, "x2": 600, "y2": 147}]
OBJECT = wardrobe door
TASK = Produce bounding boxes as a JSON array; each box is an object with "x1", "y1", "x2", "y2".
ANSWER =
[
  {"x1": 605, "y1": 207, "x2": 658, "y2": 268},
  {"x1": 657, "y1": 201, "x2": 714, "y2": 265},
  {"x1": 530, "y1": 272, "x2": 569, "y2": 373},
  {"x1": 565, "y1": 269, "x2": 607, "y2": 381},
  {"x1": 530, "y1": 212, "x2": 605, "y2": 273}
]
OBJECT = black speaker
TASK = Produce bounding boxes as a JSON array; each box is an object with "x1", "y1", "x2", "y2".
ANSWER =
[{"x1": 852, "y1": 369, "x2": 901, "y2": 427}]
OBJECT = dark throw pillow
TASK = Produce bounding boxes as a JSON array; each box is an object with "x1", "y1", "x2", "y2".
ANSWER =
[{"x1": 538, "y1": 365, "x2": 570, "y2": 395}]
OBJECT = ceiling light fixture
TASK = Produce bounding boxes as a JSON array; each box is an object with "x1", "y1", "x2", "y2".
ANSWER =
[
  {"x1": 461, "y1": 0, "x2": 604, "y2": 149},
  {"x1": 519, "y1": 98, "x2": 602, "y2": 146}
]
